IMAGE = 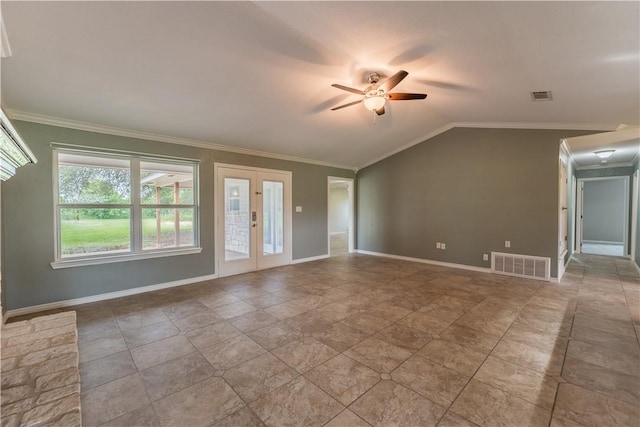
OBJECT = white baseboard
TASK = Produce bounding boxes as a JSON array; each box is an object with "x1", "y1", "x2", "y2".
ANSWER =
[
  {"x1": 291, "y1": 254, "x2": 330, "y2": 264},
  {"x1": 4, "y1": 273, "x2": 218, "y2": 321},
  {"x1": 355, "y1": 249, "x2": 492, "y2": 274}
]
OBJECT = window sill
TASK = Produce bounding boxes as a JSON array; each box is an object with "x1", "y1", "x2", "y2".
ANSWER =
[{"x1": 50, "y1": 247, "x2": 202, "y2": 270}]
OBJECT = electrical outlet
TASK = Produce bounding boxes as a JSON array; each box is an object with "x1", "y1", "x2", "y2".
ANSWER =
[
  {"x1": 295, "y1": 206, "x2": 302, "y2": 213},
  {"x1": 441, "y1": 243, "x2": 446, "y2": 250},
  {"x1": 505, "y1": 240, "x2": 511, "y2": 248},
  {"x1": 483, "y1": 253, "x2": 489, "y2": 261},
  {"x1": 436, "y1": 242, "x2": 441, "y2": 249}
]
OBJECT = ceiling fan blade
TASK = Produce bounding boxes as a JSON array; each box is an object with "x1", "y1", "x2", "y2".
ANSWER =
[
  {"x1": 375, "y1": 106, "x2": 385, "y2": 116},
  {"x1": 331, "y1": 84, "x2": 365, "y2": 95},
  {"x1": 388, "y1": 93, "x2": 427, "y2": 100},
  {"x1": 331, "y1": 99, "x2": 363, "y2": 111},
  {"x1": 380, "y1": 70, "x2": 409, "y2": 92}
]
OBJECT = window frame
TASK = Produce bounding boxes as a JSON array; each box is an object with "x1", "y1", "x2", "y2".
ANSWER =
[{"x1": 51, "y1": 146, "x2": 201, "y2": 269}]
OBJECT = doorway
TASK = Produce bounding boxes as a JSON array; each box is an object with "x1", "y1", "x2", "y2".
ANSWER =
[
  {"x1": 576, "y1": 176, "x2": 629, "y2": 257},
  {"x1": 215, "y1": 164, "x2": 292, "y2": 276},
  {"x1": 328, "y1": 177, "x2": 354, "y2": 256},
  {"x1": 558, "y1": 160, "x2": 568, "y2": 278}
]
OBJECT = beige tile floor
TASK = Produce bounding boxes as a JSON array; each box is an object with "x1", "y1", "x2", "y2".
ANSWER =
[{"x1": 41, "y1": 254, "x2": 640, "y2": 426}]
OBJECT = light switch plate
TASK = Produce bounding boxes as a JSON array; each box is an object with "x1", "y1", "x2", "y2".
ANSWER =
[{"x1": 295, "y1": 206, "x2": 302, "y2": 212}]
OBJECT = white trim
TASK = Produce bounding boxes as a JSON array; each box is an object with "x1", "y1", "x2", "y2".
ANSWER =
[
  {"x1": 4, "y1": 273, "x2": 218, "y2": 321},
  {"x1": 575, "y1": 162, "x2": 637, "y2": 171},
  {"x1": 291, "y1": 254, "x2": 330, "y2": 264},
  {"x1": 1, "y1": 16, "x2": 12, "y2": 58},
  {"x1": 327, "y1": 176, "x2": 355, "y2": 256},
  {"x1": 6, "y1": 109, "x2": 357, "y2": 171},
  {"x1": 214, "y1": 163, "x2": 293, "y2": 276},
  {"x1": 11, "y1": 109, "x2": 613, "y2": 173},
  {"x1": 355, "y1": 249, "x2": 491, "y2": 274},
  {"x1": 357, "y1": 121, "x2": 614, "y2": 170},
  {"x1": 631, "y1": 170, "x2": 638, "y2": 262},
  {"x1": 452, "y1": 121, "x2": 615, "y2": 131},
  {"x1": 577, "y1": 176, "x2": 630, "y2": 256},
  {"x1": 50, "y1": 247, "x2": 202, "y2": 269}
]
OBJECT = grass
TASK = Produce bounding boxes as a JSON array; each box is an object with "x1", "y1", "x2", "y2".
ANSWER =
[{"x1": 61, "y1": 218, "x2": 193, "y2": 255}]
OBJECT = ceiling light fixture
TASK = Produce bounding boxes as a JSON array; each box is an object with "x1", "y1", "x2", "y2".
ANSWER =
[
  {"x1": 594, "y1": 149, "x2": 615, "y2": 159},
  {"x1": 363, "y1": 90, "x2": 386, "y2": 112}
]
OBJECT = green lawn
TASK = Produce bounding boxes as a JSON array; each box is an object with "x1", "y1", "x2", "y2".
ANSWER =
[{"x1": 61, "y1": 218, "x2": 193, "y2": 255}]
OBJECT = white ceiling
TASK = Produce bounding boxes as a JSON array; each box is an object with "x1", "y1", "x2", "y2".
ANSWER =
[
  {"x1": 565, "y1": 126, "x2": 640, "y2": 170},
  {"x1": 1, "y1": 1, "x2": 639, "y2": 169}
]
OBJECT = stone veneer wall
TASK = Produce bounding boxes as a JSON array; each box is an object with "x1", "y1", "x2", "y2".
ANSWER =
[{"x1": 1, "y1": 311, "x2": 81, "y2": 426}]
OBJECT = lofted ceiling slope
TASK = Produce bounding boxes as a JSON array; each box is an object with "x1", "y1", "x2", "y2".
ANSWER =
[{"x1": 1, "y1": 1, "x2": 638, "y2": 169}]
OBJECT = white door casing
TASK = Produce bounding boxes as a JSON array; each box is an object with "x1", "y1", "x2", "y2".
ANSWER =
[{"x1": 215, "y1": 164, "x2": 292, "y2": 277}]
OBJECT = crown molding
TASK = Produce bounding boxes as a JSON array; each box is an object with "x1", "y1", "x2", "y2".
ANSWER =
[
  {"x1": 8, "y1": 109, "x2": 619, "y2": 174},
  {"x1": 451, "y1": 121, "x2": 617, "y2": 131},
  {"x1": 6, "y1": 109, "x2": 358, "y2": 171},
  {"x1": 1, "y1": 16, "x2": 12, "y2": 58},
  {"x1": 560, "y1": 139, "x2": 579, "y2": 170},
  {"x1": 575, "y1": 162, "x2": 636, "y2": 171}
]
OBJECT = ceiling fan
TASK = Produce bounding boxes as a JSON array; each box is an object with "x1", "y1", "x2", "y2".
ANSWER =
[{"x1": 331, "y1": 70, "x2": 427, "y2": 116}]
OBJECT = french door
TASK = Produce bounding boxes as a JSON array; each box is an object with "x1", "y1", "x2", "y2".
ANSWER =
[{"x1": 216, "y1": 165, "x2": 291, "y2": 277}]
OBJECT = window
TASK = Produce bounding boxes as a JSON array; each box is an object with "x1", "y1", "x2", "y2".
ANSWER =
[{"x1": 53, "y1": 148, "x2": 199, "y2": 267}]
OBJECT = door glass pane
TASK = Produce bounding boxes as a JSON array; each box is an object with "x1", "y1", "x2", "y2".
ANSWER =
[
  {"x1": 224, "y1": 178, "x2": 250, "y2": 260},
  {"x1": 262, "y1": 181, "x2": 284, "y2": 255}
]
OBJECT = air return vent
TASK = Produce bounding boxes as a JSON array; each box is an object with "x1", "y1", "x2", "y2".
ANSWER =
[
  {"x1": 491, "y1": 252, "x2": 550, "y2": 281},
  {"x1": 530, "y1": 91, "x2": 553, "y2": 101}
]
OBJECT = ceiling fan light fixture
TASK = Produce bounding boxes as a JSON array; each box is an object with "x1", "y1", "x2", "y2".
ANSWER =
[
  {"x1": 595, "y1": 149, "x2": 615, "y2": 159},
  {"x1": 363, "y1": 90, "x2": 386, "y2": 111}
]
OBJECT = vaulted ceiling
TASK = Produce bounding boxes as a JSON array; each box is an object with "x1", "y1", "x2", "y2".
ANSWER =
[{"x1": 2, "y1": 1, "x2": 639, "y2": 169}]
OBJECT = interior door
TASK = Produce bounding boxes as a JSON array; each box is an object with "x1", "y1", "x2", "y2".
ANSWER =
[
  {"x1": 217, "y1": 166, "x2": 291, "y2": 277},
  {"x1": 559, "y1": 162, "x2": 568, "y2": 256}
]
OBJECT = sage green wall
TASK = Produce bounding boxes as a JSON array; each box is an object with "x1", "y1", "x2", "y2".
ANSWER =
[
  {"x1": 1, "y1": 121, "x2": 354, "y2": 310},
  {"x1": 357, "y1": 127, "x2": 595, "y2": 278}
]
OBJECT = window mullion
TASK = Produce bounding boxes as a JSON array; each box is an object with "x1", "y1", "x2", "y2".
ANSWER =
[{"x1": 131, "y1": 158, "x2": 141, "y2": 253}]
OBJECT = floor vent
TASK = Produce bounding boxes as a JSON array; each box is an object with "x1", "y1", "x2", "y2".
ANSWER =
[{"x1": 491, "y1": 252, "x2": 550, "y2": 281}]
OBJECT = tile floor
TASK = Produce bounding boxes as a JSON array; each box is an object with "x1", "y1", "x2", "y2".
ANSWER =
[{"x1": 27, "y1": 254, "x2": 640, "y2": 426}]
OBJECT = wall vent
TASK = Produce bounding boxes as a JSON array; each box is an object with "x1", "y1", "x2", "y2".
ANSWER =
[
  {"x1": 491, "y1": 252, "x2": 550, "y2": 281},
  {"x1": 530, "y1": 91, "x2": 553, "y2": 101}
]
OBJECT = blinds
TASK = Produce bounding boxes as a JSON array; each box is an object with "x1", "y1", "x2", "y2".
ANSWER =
[{"x1": 0, "y1": 109, "x2": 36, "y2": 180}]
